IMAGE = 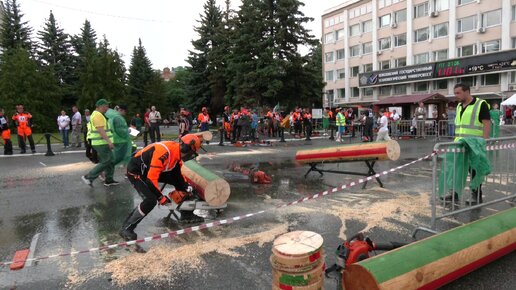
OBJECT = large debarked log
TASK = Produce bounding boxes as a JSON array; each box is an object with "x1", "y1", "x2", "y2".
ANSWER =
[
  {"x1": 344, "y1": 208, "x2": 516, "y2": 290},
  {"x1": 295, "y1": 140, "x2": 400, "y2": 164},
  {"x1": 181, "y1": 160, "x2": 230, "y2": 206}
]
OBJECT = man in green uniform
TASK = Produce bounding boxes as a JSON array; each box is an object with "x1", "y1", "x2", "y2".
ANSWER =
[
  {"x1": 489, "y1": 103, "x2": 502, "y2": 138},
  {"x1": 105, "y1": 104, "x2": 132, "y2": 166},
  {"x1": 82, "y1": 99, "x2": 119, "y2": 187}
]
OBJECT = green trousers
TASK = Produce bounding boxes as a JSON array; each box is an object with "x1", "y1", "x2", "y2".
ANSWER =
[{"x1": 86, "y1": 144, "x2": 115, "y2": 182}]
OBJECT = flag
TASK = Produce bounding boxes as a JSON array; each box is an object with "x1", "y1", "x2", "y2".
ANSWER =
[{"x1": 273, "y1": 103, "x2": 280, "y2": 113}]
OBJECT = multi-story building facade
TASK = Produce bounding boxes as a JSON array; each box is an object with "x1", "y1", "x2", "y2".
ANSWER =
[{"x1": 322, "y1": 0, "x2": 516, "y2": 110}]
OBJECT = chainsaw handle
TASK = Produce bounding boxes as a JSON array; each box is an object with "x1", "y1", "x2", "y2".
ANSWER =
[{"x1": 373, "y1": 242, "x2": 407, "y2": 251}]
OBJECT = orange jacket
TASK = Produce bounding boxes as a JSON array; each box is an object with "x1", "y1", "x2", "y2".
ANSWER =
[
  {"x1": 12, "y1": 112, "x2": 32, "y2": 128},
  {"x1": 129, "y1": 141, "x2": 187, "y2": 195},
  {"x1": 198, "y1": 113, "x2": 210, "y2": 124}
]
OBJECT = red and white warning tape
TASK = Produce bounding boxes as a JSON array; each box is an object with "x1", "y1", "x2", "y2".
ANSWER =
[
  {"x1": 436, "y1": 142, "x2": 516, "y2": 154},
  {"x1": 0, "y1": 151, "x2": 439, "y2": 268}
]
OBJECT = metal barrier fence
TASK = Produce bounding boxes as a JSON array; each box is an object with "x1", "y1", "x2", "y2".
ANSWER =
[
  {"x1": 389, "y1": 120, "x2": 438, "y2": 139},
  {"x1": 413, "y1": 136, "x2": 516, "y2": 237}
]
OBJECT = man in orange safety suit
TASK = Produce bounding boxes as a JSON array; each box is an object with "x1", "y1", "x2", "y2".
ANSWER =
[
  {"x1": 12, "y1": 105, "x2": 36, "y2": 154},
  {"x1": 0, "y1": 108, "x2": 13, "y2": 155},
  {"x1": 119, "y1": 134, "x2": 203, "y2": 241}
]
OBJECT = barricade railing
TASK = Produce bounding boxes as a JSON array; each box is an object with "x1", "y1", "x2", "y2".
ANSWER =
[
  {"x1": 436, "y1": 120, "x2": 456, "y2": 140},
  {"x1": 413, "y1": 136, "x2": 516, "y2": 237},
  {"x1": 390, "y1": 120, "x2": 438, "y2": 139}
]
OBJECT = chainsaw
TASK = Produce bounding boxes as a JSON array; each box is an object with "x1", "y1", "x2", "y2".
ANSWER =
[
  {"x1": 325, "y1": 232, "x2": 407, "y2": 279},
  {"x1": 160, "y1": 183, "x2": 227, "y2": 224}
]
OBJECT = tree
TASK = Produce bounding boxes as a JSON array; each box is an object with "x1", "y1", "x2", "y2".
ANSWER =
[
  {"x1": 36, "y1": 11, "x2": 75, "y2": 106},
  {"x1": 0, "y1": 0, "x2": 33, "y2": 52},
  {"x1": 0, "y1": 48, "x2": 60, "y2": 132},
  {"x1": 127, "y1": 38, "x2": 165, "y2": 114},
  {"x1": 164, "y1": 67, "x2": 190, "y2": 112},
  {"x1": 185, "y1": 0, "x2": 225, "y2": 113}
]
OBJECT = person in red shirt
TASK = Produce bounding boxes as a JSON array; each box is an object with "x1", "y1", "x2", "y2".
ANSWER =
[
  {"x1": 120, "y1": 134, "x2": 202, "y2": 241},
  {"x1": 12, "y1": 104, "x2": 36, "y2": 154},
  {"x1": 231, "y1": 109, "x2": 241, "y2": 142}
]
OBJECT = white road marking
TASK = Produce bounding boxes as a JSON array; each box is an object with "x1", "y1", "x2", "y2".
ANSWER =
[
  {"x1": 27, "y1": 233, "x2": 40, "y2": 267},
  {"x1": 39, "y1": 162, "x2": 47, "y2": 167}
]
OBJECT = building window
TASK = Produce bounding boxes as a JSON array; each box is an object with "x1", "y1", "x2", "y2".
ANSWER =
[
  {"x1": 510, "y1": 72, "x2": 516, "y2": 84},
  {"x1": 433, "y1": 0, "x2": 449, "y2": 11},
  {"x1": 350, "y1": 24, "x2": 360, "y2": 36},
  {"x1": 414, "y1": 82, "x2": 429, "y2": 92},
  {"x1": 481, "y1": 10, "x2": 501, "y2": 28},
  {"x1": 433, "y1": 22, "x2": 448, "y2": 38},
  {"x1": 325, "y1": 52, "x2": 334, "y2": 62},
  {"x1": 512, "y1": 37, "x2": 516, "y2": 48},
  {"x1": 326, "y1": 90, "x2": 334, "y2": 105},
  {"x1": 324, "y1": 32, "x2": 334, "y2": 44},
  {"x1": 336, "y1": 49, "x2": 345, "y2": 60},
  {"x1": 394, "y1": 9, "x2": 407, "y2": 23},
  {"x1": 415, "y1": 27, "x2": 429, "y2": 42},
  {"x1": 457, "y1": 44, "x2": 477, "y2": 57},
  {"x1": 379, "y1": 14, "x2": 391, "y2": 27},
  {"x1": 337, "y1": 69, "x2": 346, "y2": 80},
  {"x1": 393, "y1": 84, "x2": 406, "y2": 95},
  {"x1": 414, "y1": 2, "x2": 429, "y2": 19},
  {"x1": 513, "y1": 5, "x2": 516, "y2": 21},
  {"x1": 457, "y1": 15, "x2": 477, "y2": 33},
  {"x1": 434, "y1": 79, "x2": 448, "y2": 90},
  {"x1": 362, "y1": 42, "x2": 373, "y2": 54},
  {"x1": 414, "y1": 53, "x2": 429, "y2": 64},
  {"x1": 394, "y1": 33, "x2": 407, "y2": 46},
  {"x1": 351, "y1": 66, "x2": 360, "y2": 77},
  {"x1": 433, "y1": 49, "x2": 448, "y2": 61},
  {"x1": 379, "y1": 0, "x2": 405, "y2": 9},
  {"x1": 481, "y1": 40, "x2": 500, "y2": 53},
  {"x1": 350, "y1": 45, "x2": 361, "y2": 57},
  {"x1": 458, "y1": 76, "x2": 477, "y2": 87},
  {"x1": 362, "y1": 20, "x2": 373, "y2": 33},
  {"x1": 363, "y1": 87, "x2": 374, "y2": 96},
  {"x1": 395, "y1": 57, "x2": 406, "y2": 68},
  {"x1": 458, "y1": 0, "x2": 475, "y2": 5},
  {"x1": 338, "y1": 88, "x2": 346, "y2": 98},
  {"x1": 379, "y1": 86, "x2": 391, "y2": 96},
  {"x1": 379, "y1": 60, "x2": 391, "y2": 70},
  {"x1": 325, "y1": 71, "x2": 334, "y2": 82},
  {"x1": 351, "y1": 87, "x2": 360, "y2": 98},
  {"x1": 336, "y1": 29, "x2": 345, "y2": 40},
  {"x1": 481, "y1": 74, "x2": 500, "y2": 86},
  {"x1": 379, "y1": 37, "x2": 392, "y2": 50},
  {"x1": 363, "y1": 63, "x2": 373, "y2": 73}
]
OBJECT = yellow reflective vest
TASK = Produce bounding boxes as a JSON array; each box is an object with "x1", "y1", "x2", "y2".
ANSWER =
[
  {"x1": 336, "y1": 112, "x2": 346, "y2": 126},
  {"x1": 454, "y1": 98, "x2": 488, "y2": 142},
  {"x1": 88, "y1": 111, "x2": 113, "y2": 146}
]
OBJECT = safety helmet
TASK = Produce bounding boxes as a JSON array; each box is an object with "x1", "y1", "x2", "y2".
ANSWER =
[{"x1": 181, "y1": 134, "x2": 201, "y2": 153}]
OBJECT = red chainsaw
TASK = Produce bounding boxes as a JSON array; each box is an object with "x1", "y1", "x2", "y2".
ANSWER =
[{"x1": 325, "y1": 232, "x2": 407, "y2": 280}]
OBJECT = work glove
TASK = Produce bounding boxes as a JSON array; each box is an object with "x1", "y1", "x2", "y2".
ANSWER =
[
  {"x1": 158, "y1": 195, "x2": 171, "y2": 205},
  {"x1": 186, "y1": 185, "x2": 193, "y2": 193}
]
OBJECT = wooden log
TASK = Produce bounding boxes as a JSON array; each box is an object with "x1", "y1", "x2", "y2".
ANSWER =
[
  {"x1": 295, "y1": 140, "x2": 400, "y2": 164},
  {"x1": 272, "y1": 262, "x2": 324, "y2": 287},
  {"x1": 181, "y1": 160, "x2": 230, "y2": 206},
  {"x1": 193, "y1": 131, "x2": 213, "y2": 142},
  {"x1": 273, "y1": 231, "x2": 324, "y2": 257},
  {"x1": 344, "y1": 208, "x2": 516, "y2": 290}
]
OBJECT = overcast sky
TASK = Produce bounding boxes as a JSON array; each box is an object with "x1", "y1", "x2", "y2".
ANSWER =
[{"x1": 18, "y1": 0, "x2": 343, "y2": 69}]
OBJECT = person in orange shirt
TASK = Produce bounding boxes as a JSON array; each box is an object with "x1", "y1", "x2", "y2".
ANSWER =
[
  {"x1": 12, "y1": 104, "x2": 36, "y2": 154},
  {"x1": 119, "y1": 134, "x2": 202, "y2": 241},
  {"x1": 222, "y1": 106, "x2": 232, "y2": 141},
  {"x1": 292, "y1": 107, "x2": 303, "y2": 137},
  {"x1": 0, "y1": 108, "x2": 13, "y2": 155},
  {"x1": 197, "y1": 107, "x2": 211, "y2": 132}
]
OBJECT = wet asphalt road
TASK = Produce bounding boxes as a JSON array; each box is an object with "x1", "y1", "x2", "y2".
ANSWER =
[{"x1": 0, "y1": 130, "x2": 515, "y2": 289}]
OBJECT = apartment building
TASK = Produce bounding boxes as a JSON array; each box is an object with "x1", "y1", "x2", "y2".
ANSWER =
[{"x1": 322, "y1": 0, "x2": 516, "y2": 109}]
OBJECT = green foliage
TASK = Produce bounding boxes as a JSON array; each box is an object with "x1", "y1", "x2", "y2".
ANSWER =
[
  {"x1": 164, "y1": 67, "x2": 191, "y2": 112},
  {"x1": 127, "y1": 39, "x2": 166, "y2": 115},
  {"x1": 0, "y1": 0, "x2": 33, "y2": 52},
  {"x1": 185, "y1": 0, "x2": 226, "y2": 113},
  {"x1": 0, "y1": 48, "x2": 61, "y2": 132}
]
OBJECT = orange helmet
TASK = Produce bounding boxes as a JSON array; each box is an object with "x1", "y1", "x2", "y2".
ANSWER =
[{"x1": 181, "y1": 134, "x2": 201, "y2": 153}]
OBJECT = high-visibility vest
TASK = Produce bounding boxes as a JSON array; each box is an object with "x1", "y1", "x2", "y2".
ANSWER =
[
  {"x1": 88, "y1": 110, "x2": 112, "y2": 146},
  {"x1": 336, "y1": 112, "x2": 346, "y2": 126},
  {"x1": 454, "y1": 98, "x2": 488, "y2": 141}
]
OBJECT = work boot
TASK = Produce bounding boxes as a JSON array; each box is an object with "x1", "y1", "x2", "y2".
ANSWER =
[
  {"x1": 440, "y1": 192, "x2": 459, "y2": 203},
  {"x1": 466, "y1": 189, "x2": 483, "y2": 205},
  {"x1": 119, "y1": 208, "x2": 145, "y2": 241}
]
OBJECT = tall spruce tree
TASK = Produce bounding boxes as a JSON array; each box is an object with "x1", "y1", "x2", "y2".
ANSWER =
[
  {"x1": 127, "y1": 38, "x2": 165, "y2": 114},
  {"x1": 36, "y1": 11, "x2": 75, "y2": 106},
  {"x1": 0, "y1": 0, "x2": 32, "y2": 52},
  {"x1": 164, "y1": 67, "x2": 190, "y2": 112},
  {"x1": 185, "y1": 0, "x2": 224, "y2": 112},
  {"x1": 0, "y1": 48, "x2": 60, "y2": 132}
]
